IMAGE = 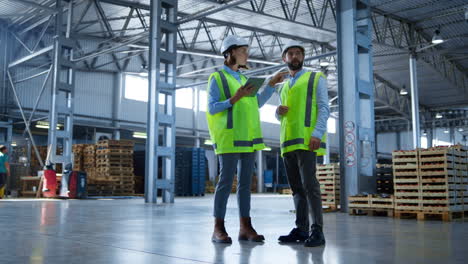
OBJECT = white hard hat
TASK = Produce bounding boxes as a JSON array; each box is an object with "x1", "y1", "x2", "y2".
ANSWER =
[
  {"x1": 221, "y1": 35, "x2": 249, "y2": 55},
  {"x1": 282, "y1": 40, "x2": 305, "y2": 55}
]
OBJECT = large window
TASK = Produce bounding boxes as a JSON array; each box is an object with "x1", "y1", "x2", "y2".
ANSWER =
[
  {"x1": 199, "y1": 90, "x2": 208, "y2": 112},
  {"x1": 260, "y1": 104, "x2": 280, "y2": 124},
  {"x1": 327, "y1": 118, "x2": 336, "y2": 134},
  {"x1": 175, "y1": 88, "x2": 193, "y2": 109},
  {"x1": 124, "y1": 74, "x2": 149, "y2": 102}
]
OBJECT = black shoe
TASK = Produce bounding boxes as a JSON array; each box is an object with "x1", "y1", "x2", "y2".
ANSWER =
[
  {"x1": 304, "y1": 224, "x2": 325, "y2": 247},
  {"x1": 278, "y1": 228, "x2": 309, "y2": 243}
]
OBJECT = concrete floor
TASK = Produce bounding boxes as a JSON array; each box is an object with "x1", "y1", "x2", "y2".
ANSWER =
[{"x1": 0, "y1": 194, "x2": 467, "y2": 264}]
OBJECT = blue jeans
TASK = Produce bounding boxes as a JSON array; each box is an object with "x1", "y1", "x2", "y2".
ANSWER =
[{"x1": 213, "y1": 152, "x2": 256, "y2": 218}]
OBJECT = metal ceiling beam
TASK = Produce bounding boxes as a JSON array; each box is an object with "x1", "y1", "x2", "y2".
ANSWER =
[
  {"x1": 177, "y1": 0, "x2": 251, "y2": 25},
  {"x1": 9, "y1": 0, "x2": 57, "y2": 14}
]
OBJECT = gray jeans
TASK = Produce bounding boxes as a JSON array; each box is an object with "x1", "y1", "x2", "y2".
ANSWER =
[
  {"x1": 283, "y1": 150, "x2": 323, "y2": 231},
  {"x1": 213, "y1": 152, "x2": 256, "y2": 219}
]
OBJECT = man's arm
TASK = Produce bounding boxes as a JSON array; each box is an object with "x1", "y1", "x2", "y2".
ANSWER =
[
  {"x1": 312, "y1": 76, "x2": 330, "y2": 139},
  {"x1": 309, "y1": 76, "x2": 330, "y2": 150}
]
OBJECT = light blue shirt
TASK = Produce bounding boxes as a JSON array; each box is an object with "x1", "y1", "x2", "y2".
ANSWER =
[
  {"x1": 208, "y1": 65, "x2": 275, "y2": 115},
  {"x1": 277, "y1": 69, "x2": 330, "y2": 139}
]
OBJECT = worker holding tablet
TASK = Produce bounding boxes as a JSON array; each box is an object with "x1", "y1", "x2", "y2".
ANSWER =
[{"x1": 206, "y1": 35, "x2": 286, "y2": 243}]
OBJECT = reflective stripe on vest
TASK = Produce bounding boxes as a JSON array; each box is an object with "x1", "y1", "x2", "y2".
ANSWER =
[{"x1": 218, "y1": 71, "x2": 233, "y2": 129}]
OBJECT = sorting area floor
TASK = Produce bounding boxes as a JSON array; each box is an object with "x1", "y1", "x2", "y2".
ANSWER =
[{"x1": 0, "y1": 194, "x2": 467, "y2": 264}]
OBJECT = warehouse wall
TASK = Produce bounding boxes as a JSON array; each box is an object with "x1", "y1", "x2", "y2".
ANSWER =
[{"x1": 376, "y1": 129, "x2": 466, "y2": 154}]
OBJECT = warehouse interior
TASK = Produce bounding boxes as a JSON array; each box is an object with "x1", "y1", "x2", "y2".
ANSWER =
[{"x1": 0, "y1": 0, "x2": 467, "y2": 263}]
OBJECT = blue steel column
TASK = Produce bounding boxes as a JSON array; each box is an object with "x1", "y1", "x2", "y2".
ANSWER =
[
  {"x1": 337, "y1": 0, "x2": 376, "y2": 212},
  {"x1": 146, "y1": 0, "x2": 177, "y2": 203},
  {"x1": 47, "y1": 0, "x2": 75, "y2": 172}
]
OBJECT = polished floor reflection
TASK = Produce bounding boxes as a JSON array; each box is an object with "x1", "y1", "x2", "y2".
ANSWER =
[{"x1": 0, "y1": 195, "x2": 466, "y2": 264}]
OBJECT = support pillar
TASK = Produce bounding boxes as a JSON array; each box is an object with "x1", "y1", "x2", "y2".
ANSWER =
[
  {"x1": 337, "y1": 0, "x2": 376, "y2": 212},
  {"x1": 47, "y1": 0, "x2": 75, "y2": 172},
  {"x1": 145, "y1": 0, "x2": 177, "y2": 203},
  {"x1": 409, "y1": 54, "x2": 421, "y2": 149}
]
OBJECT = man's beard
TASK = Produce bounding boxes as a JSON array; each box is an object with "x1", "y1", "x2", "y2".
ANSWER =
[{"x1": 287, "y1": 59, "x2": 303, "y2": 71}]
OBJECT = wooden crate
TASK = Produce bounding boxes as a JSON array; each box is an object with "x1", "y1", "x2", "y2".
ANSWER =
[
  {"x1": 392, "y1": 150, "x2": 421, "y2": 211},
  {"x1": 96, "y1": 139, "x2": 134, "y2": 149},
  {"x1": 348, "y1": 195, "x2": 371, "y2": 208},
  {"x1": 419, "y1": 146, "x2": 466, "y2": 213},
  {"x1": 20, "y1": 176, "x2": 41, "y2": 197},
  {"x1": 370, "y1": 195, "x2": 394, "y2": 209},
  {"x1": 317, "y1": 163, "x2": 340, "y2": 208},
  {"x1": 279, "y1": 188, "x2": 293, "y2": 195}
]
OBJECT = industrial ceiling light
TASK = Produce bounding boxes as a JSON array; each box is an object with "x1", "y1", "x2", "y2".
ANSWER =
[
  {"x1": 133, "y1": 132, "x2": 147, "y2": 139},
  {"x1": 459, "y1": 128, "x2": 464, "y2": 132},
  {"x1": 204, "y1": 139, "x2": 213, "y2": 145},
  {"x1": 431, "y1": 29, "x2": 444, "y2": 44},
  {"x1": 400, "y1": 85, "x2": 408, "y2": 96},
  {"x1": 139, "y1": 64, "x2": 148, "y2": 77},
  {"x1": 422, "y1": 130, "x2": 427, "y2": 136},
  {"x1": 444, "y1": 129, "x2": 449, "y2": 134},
  {"x1": 319, "y1": 59, "x2": 330, "y2": 67},
  {"x1": 435, "y1": 112, "x2": 443, "y2": 119},
  {"x1": 35, "y1": 121, "x2": 62, "y2": 129}
]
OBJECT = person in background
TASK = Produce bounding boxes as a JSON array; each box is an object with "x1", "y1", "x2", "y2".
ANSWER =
[
  {"x1": 270, "y1": 41, "x2": 330, "y2": 247},
  {"x1": 206, "y1": 35, "x2": 286, "y2": 243},
  {"x1": 0, "y1": 145, "x2": 10, "y2": 199}
]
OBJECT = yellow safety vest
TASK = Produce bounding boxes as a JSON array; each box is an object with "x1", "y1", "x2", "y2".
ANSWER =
[
  {"x1": 280, "y1": 71, "x2": 327, "y2": 156},
  {"x1": 206, "y1": 70, "x2": 265, "y2": 154}
]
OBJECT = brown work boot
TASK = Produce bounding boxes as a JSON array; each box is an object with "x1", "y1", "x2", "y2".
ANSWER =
[
  {"x1": 238, "y1": 217, "x2": 265, "y2": 242},
  {"x1": 212, "y1": 218, "x2": 232, "y2": 243}
]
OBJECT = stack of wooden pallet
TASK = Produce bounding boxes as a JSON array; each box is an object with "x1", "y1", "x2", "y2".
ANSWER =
[
  {"x1": 391, "y1": 146, "x2": 467, "y2": 221},
  {"x1": 95, "y1": 140, "x2": 135, "y2": 195},
  {"x1": 317, "y1": 163, "x2": 340, "y2": 210},
  {"x1": 376, "y1": 164, "x2": 393, "y2": 194},
  {"x1": 30, "y1": 146, "x2": 48, "y2": 174},
  {"x1": 348, "y1": 194, "x2": 394, "y2": 216},
  {"x1": 415, "y1": 146, "x2": 467, "y2": 221},
  {"x1": 83, "y1": 144, "x2": 96, "y2": 180},
  {"x1": 392, "y1": 150, "x2": 421, "y2": 212},
  {"x1": 72, "y1": 144, "x2": 86, "y2": 171}
]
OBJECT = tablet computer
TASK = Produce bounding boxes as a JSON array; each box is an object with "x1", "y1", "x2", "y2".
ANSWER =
[{"x1": 245, "y1": 77, "x2": 266, "y2": 97}]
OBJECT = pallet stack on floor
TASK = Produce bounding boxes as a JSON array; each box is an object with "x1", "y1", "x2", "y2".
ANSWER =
[
  {"x1": 95, "y1": 140, "x2": 135, "y2": 196},
  {"x1": 72, "y1": 144, "x2": 86, "y2": 171},
  {"x1": 390, "y1": 146, "x2": 467, "y2": 221},
  {"x1": 415, "y1": 146, "x2": 467, "y2": 221},
  {"x1": 392, "y1": 150, "x2": 421, "y2": 212},
  {"x1": 376, "y1": 164, "x2": 393, "y2": 194},
  {"x1": 83, "y1": 144, "x2": 96, "y2": 180},
  {"x1": 348, "y1": 194, "x2": 394, "y2": 216},
  {"x1": 317, "y1": 163, "x2": 340, "y2": 210},
  {"x1": 175, "y1": 147, "x2": 206, "y2": 196}
]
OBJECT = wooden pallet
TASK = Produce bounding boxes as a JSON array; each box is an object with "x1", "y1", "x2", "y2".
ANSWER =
[
  {"x1": 323, "y1": 204, "x2": 339, "y2": 212},
  {"x1": 96, "y1": 149, "x2": 133, "y2": 155},
  {"x1": 370, "y1": 195, "x2": 394, "y2": 209},
  {"x1": 394, "y1": 210, "x2": 467, "y2": 221},
  {"x1": 97, "y1": 139, "x2": 134, "y2": 147},
  {"x1": 348, "y1": 195, "x2": 371, "y2": 208},
  {"x1": 279, "y1": 188, "x2": 293, "y2": 195},
  {"x1": 96, "y1": 166, "x2": 133, "y2": 171},
  {"x1": 349, "y1": 208, "x2": 394, "y2": 217}
]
